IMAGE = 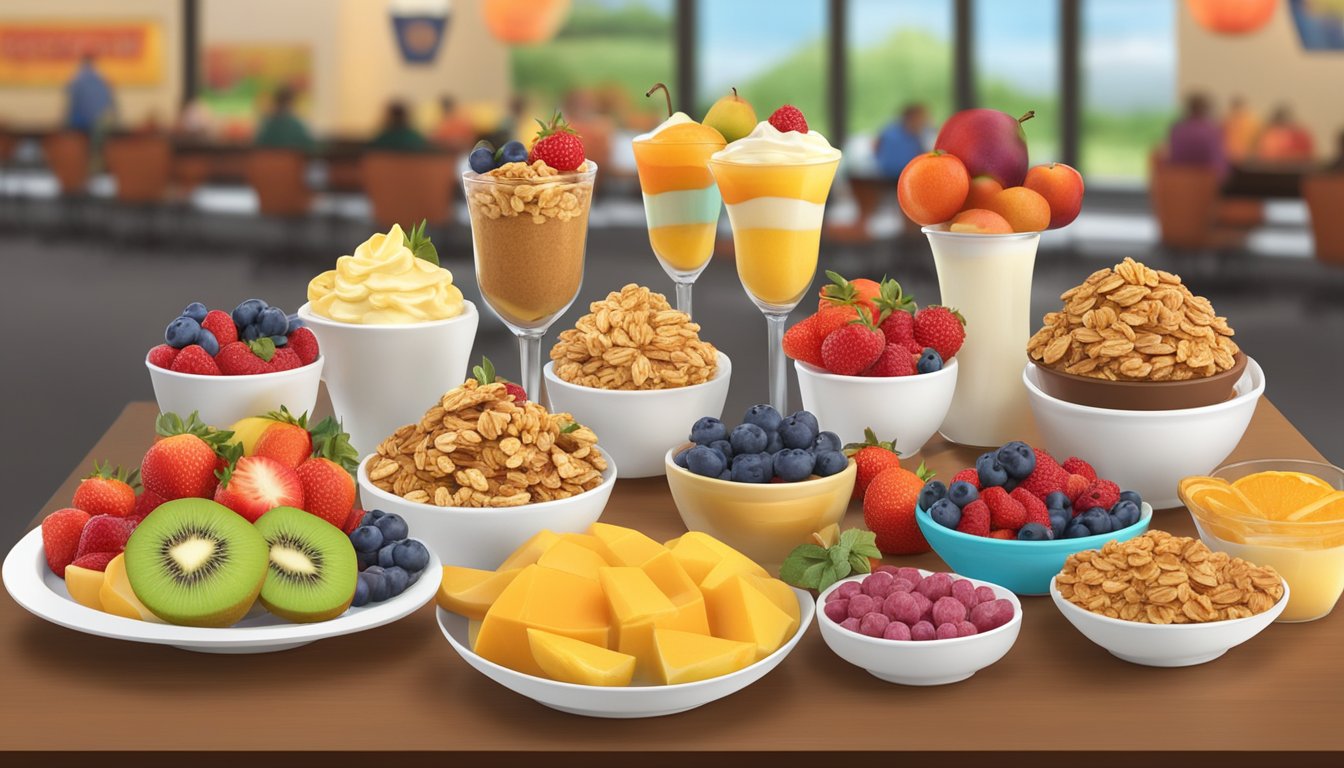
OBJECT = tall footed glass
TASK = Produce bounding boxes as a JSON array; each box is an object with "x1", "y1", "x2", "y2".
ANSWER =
[{"x1": 463, "y1": 162, "x2": 597, "y2": 400}]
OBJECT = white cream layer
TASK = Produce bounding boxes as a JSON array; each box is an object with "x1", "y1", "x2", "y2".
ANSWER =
[
  {"x1": 642, "y1": 187, "x2": 722, "y2": 228},
  {"x1": 723, "y1": 197, "x2": 826, "y2": 230},
  {"x1": 712, "y1": 120, "x2": 841, "y2": 164}
]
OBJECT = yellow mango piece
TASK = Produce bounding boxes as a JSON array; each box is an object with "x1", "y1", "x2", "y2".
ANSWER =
[
  {"x1": 641, "y1": 550, "x2": 710, "y2": 634},
  {"x1": 699, "y1": 548, "x2": 769, "y2": 602},
  {"x1": 474, "y1": 565, "x2": 611, "y2": 678},
  {"x1": 707, "y1": 574, "x2": 796, "y2": 660},
  {"x1": 589, "y1": 522, "x2": 666, "y2": 567},
  {"x1": 436, "y1": 566, "x2": 523, "y2": 620},
  {"x1": 65, "y1": 564, "x2": 105, "y2": 612},
  {"x1": 99, "y1": 553, "x2": 162, "y2": 622},
  {"x1": 527, "y1": 628, "x2": 635, "y2": 687},
  {"x1": 652, "y1": 627, "x2": 755, "y2": 685},
  {"x1": 537, "y1": 539, "x2": 608, "y2": 580},
  {"x1": 667, "y1": 534, "x2": 724, "y2": 584},
  {"x1": 560, "y1": 533, "x2": 609, "y2": 557},
  {"x1": 663, "y1": 536, "x2": 682, "y2": 550},
  {"x1": 498, "y1": 530, "x2": 563, "y2": 570},
  {"x1": 598, "y1": 567, "x2": 679, "y2": 673}
]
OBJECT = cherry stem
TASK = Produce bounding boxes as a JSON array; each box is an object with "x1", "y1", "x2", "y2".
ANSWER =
[
  {"x1": 646, "y1": 82, "x2": 672, "y2": 119},
  {"x1": 1018, "y1": 110, "x2": 1036, "y2": 124}
]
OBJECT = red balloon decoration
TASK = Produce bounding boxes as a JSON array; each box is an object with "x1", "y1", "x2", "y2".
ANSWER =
[{"x1": 1186, "y1": 0, "x2": 1278, "y2": 35}]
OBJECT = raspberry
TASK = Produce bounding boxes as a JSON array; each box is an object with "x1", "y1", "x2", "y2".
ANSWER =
[
  {"x1": 952, "y1": 468, "x2": 980, "y2": 490},
  {"x1": 1011, "y1": 487, "x2": 1051, "y2": 529},
  {"x1": 910, "y1": 620, "x2": 936, "y2": 641},
  {"x1": 982, "y1": 486, "x2": 1027, "y2": 531},
  {"x1": 969, "y1": 598, "x2": 1015, "y2": 632},
  {"x1": 1062, "y1": 456, "x2": 1097, "y2": 482},
  {"x1": 989, "y1": 529, "x2": 1017, "y2": 539},
  {"x1": 1065, "y1": 474, "x2": 1091, "y2": 506},
  {"x1": 823, "y1": 599, "x2": 849, "y2": 623},
  {"x1": 882, "y1": 591, "x2": 921, "y2": 625},
  {"x1": 914, "y1": 572, "x2": 952, "y2": 602},
  {"x1": 936, "y1": 622, "x2": 960, "y2": 639},
  {"x1": 1077, "y1": 479, "x2": 1120, "y2": 511},
  {"x1": 767, "y1": 104, "x2": 809, "y2": 134},
  {"x1": 951, "y1": 578, "x2": 977, "y2": 610},
  {"x1": 883, "y1": 621, "x2": 913, "y2": 641},
  {"x1": 932, "y1": 596, "x2": 967, "y2": 626},
  {"x1": 955, "y1": 499, "x2": 990, "y2": 536}
]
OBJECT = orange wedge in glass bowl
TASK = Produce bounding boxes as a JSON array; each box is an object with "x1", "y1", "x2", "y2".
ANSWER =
[
  {"x1": 1284, "y1": 491, "x2": 1344, "y2": 523},
  {"x1": 1231, "y1": 471, "x2": 1335, "y2": 520}
]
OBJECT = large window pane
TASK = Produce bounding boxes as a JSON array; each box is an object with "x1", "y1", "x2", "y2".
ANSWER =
[
  {"x1": 1081, "y1": 0, "x2": 1177, "y2": 182},
  {"x1": 973, "y1": 0, "x2": 1059, "y2": 163},
  {"x1": 696, "y1": 0, "x2": 829, "y2": 137}
]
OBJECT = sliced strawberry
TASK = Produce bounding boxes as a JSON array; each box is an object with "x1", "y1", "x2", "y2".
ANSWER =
[
  {"x1": 214, "y1": 455, "x2": 304, "y2": 523},
  {"x1": 75, "y1": 516, "x2": 136, "y2": 560}
]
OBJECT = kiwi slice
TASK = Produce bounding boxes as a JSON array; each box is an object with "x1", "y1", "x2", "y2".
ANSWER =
[
  {"x1": 253, "y1": 506, "x2": 358, "y2": 623},
  {"x1": 124, "y1": 498, "x2": 268, "y2": 627}
]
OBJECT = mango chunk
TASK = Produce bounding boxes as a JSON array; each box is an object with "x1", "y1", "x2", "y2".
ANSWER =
[
  {"x1": 65, "y1": 564, "x2": 105, "y2": 612},
  {"x1": 99, "y1": 553, "x2": 162, "y2": 622},
  {"x1": 698, "y1": 548, "x2": 769, "y2": 611},
  {"x1": 663, "y1": 536, "x2": 682, "y2": 550},
  {"x1": 560, "y1": 533, "x2": 608, "y2": 556},
  {"x1": 640, "y1": 550, "x2": 710, "y2": 635},
  {"x1": 667, "y1": 532, "x2": 726, "y2": 584},
  {"x1": 474, "y1": 565, "x2": 611, "y2": 677},
  {"x1": 537, "y1": 539, "x2": 608, "y2": 581},
  {"x1": 742, "y1": 574, "x2": 801, "y2": 636},
  {"x1": 437, "y1": 566, "x2": 524, "y2": 620},
  {"x1": 706, "y1": 574, "x2": 796, "y2": 660},
  {"x1": 498, "y1": 530, "x2": 563, "y2": 570},
  {"x1": 598, "y1": 566, "x2": 679, "y2": 673},
  {"x1": 652, "y1": 627, "x2": 755, "y2": 685},
  {"x1": 589, "y1": 522, "x2": 665, "y2": 567},
  {"x1": 528, "y1": 628, "x2": 636, "y2": 687}
]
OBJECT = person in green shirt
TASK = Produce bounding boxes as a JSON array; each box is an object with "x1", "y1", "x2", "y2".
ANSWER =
[
  {"x1": 369, "y1": 102, "x2": 428, "y2": 152},
  {"x1": 254, "y1": 86, "x2": 315, "y2": 152}
]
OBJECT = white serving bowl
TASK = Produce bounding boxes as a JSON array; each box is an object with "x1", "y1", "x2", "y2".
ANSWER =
[
  {"x1": 1023, "y1": 357, "x2": 1264, "y2": 509},
  {"x1": 146, "y1": 354, "x2": 323, "y2": 428},
  {"x1": 1049, "y1": 575, "x2": 1288, "y2": 667},
  {"x1": 435, "y1": 585, "x2": 815, "y2": 718},
  {"x1": 795, "y1": 359, "x2": 957, "y2": 456},
  {"x1": 815, "y1": 571, "x2": 1022, "y2": 685},
  {"x1": 357, "y1": 453, "x2": 617, "y2": 568},
  {"x1": 543, "y1": 351, "x2": 732, "y2": 478}
]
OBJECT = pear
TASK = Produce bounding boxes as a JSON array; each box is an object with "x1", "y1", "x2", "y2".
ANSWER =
[{"x1": 702, "y1": 88, "x2": 757, "y2": 144}]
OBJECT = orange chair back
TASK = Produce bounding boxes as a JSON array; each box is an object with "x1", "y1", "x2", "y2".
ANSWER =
[
  {"x1": 1149, "y1": 161, "x2": 1219, "y2": 249},
  {"x1": 361, "y1": 152, "x2": 456, "y2": 230},
  {"x1": 41, "y1": 131, "x2": 90, "y2": 194},
  {"x1": 1303, "y1": 174, "x2": 1344, "y2": 265},
  {"x1": 104, "y1": 134, "x2": 172, "y2": 202},
  {"x1": 245, "y1": 149, "x2": 311, "y2": 216}
]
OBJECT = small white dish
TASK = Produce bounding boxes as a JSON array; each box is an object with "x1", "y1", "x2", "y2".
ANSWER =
[
  {"x1": 358, "y1": 454, "x2": 617, "y2": 569},
  {"x1": 795, "y1": 358, "x2": 957, "y2": 456},
  {"x1": 543, "y1": 350, "x2": 732, "y2": 478},
  {"x1": 435, "y1": 586, "x2": 815, "y2": 718},
  {"x1": 815, "y1": 571, "x2": 1022, "y2": 685},
  {"x1": 146, "y1": 353, "x2": 323, "y2": 428},
  {"x1": 2, "y1": 526, "x2": 441, "y2": 654},
  {"x1": 1049, "y1": 575, "x2": 1288, "y2": 667}
]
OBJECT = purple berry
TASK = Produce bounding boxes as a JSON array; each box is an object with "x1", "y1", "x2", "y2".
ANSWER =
[
  {"x1": 823, "y1": 599, "x2": 849, "y2": 624},
  {"x1": 825, "y1": 587, "x2": 847, "y2": 603},
  {"x1": 936, "y1": 622, "x2": 960, "y2": 640},
  {"x1": 847, "y1": 593, "x2": 877, "y2": 618},
  {"x1": 891, "y1": 578, "x2": 915, "y2": 593},
  {"x1": 910, "y1": 590, "x2": 933, "y2": 620},
  {"x1": 915, "y1": 572, "x2": 953, "y2": 602},
  {"x1": 895, "y1": 567, "x2": 923, "y2": 587},
  {"x1": 861, "y1": 570, "x2": 895, "y2": 598},
  {"x1": 951, "y1": 578, "x2": 978, "y2": 610},
  {"x1": 974, "y1": 585, "x2": 997, "y2": 604},
  {"x1": 910, "y1": 620, "x2": 937, "y2": 641},
  {"x1": 932, "y1": 595, "x2": 968, "y2": 626},
  {"x1": 839, "y1": 617, "x2": 861, "y2": 632},
  {"x1": 883, "y1": 621, "x2": 912, "y2": 641},
  {"x1": 969, "y1": 598, "x2": 1016, "y2": 632},
  {"x1": 859, "y1": 612, "x2": 890, "y2": 637},
  {"x1": 837, "y1": 581, "x2": 862, "y2": 600},
  {"x1": 882, "y1": 591, "x2": 921, "y2": 625},
  {"x1": 956, "y1": 620, "x2": 979, "y2": 637}
]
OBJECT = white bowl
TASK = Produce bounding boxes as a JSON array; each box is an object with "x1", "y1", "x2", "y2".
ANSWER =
[
  {"x1": 543, "y1": 351, "x2": 732, "y2": 478},
  {"x1": 795, "y1": 359, "x2": 957, "y2": 456},
  {"x1": 815, "y1": 572, "x2": 1022, "y2": 685},
  {"x1": 1049, "y1": 575, "x2": 1288, "y2": 667},
  {"x1": 357, "y1": 453, "x2": 617, "y2": 568},
  {"x1": 435, "y1": 585, "x2": 815, "y2": 718},
  {"x1": 297, "y1": 301, "x2": 479, "y2": 458},
  {"x1": 1023, "y1": 357, "x2": 1264, "y2": 509},
  {"x1": 146, "y1": 353, "x2": 323, "y2": 428}
]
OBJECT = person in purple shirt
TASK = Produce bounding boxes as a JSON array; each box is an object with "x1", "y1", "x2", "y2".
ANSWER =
[{"x1": 1167, "y1": 93, "x2": 1227, "y2": 180}]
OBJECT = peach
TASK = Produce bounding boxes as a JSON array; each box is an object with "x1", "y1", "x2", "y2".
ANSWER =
[
  {"x1": 949, "y1": 208, "x2": 1013, "y2": 234},
  {"x1": 1024, "y1": 163, "x2": 1084, "y2": 229},
  {"x1": 984, "y1": 186, "x2": 1051, "y2": 233},
  {"x1": 897, "y1": 151, "x2": 970, "y2": 226},
  {"x1": 963, "y1": 175, "x2": 1003, "y2": 211}
]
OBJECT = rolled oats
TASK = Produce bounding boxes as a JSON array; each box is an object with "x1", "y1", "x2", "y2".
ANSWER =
[{"x1": 468, "y1": 160, "x2": 593, "y2": 224}]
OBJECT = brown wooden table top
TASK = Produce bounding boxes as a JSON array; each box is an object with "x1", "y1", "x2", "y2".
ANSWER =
[{"x1": 3, "y1": 399, "x2": 1341, "y2": 762}]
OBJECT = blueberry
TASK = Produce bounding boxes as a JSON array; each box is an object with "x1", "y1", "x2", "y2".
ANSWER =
[
  {"x1": 789, "y1": 410, "x2": 819, "y2": 434},
  {"x1": 1064, "y1": 520, "x2": 1093, "y2": 539},
  {"x1": 1045, "y1": 491, "x2": 1073, "y2": 514},
  {"x1": 976, "y1": 452, "x2": 1009, "y2": 488},
  {"x1": 718, "y1": 469, "x2": 731, "y2": 480},
  {"x1": 377, "y1": 543, "x2": 398, "y2": 568},
  {"x1": 1049, "y1": 510, "x2": 1070, "y2": 539},
  {"x1": 361, "y1": 570, "x2": 390, "y2": 603},
  {"x1": 1079, "y1": 507, "x2": 1112, "y2": 536},
  {"x1": 764, "y1": 431, "x2": 784, "y2": 454},
  {"x1": 929, "y1": 498, "x2": 961, "y2": 529},
  {"x1": 673, "y1": 448, "x2": 690, "y2": 469},
  {"x1": 689, "y1": 416, "x2": 727, "y2": 445},
  {"x1": 407, "y1": 568, "x2": 423, "y2": 587},
  {"x1": 918, "y1": 480, "x2": 947, "y2": 511},
  {"x1": 232, "y1": 298, "x2": 267, "y2": 329},
  {"x1": 257, "y1": 306, "x2": 289, "y2": 337},
  {"x1": 916, "y1": 347, "x2": 943, "y2": 374},
  {"x1": 469, "y1": 142, "x2": 497, "y2": 174},
  {"x1": 1119, "y1": 490, "x2": 1143, "y2": 507},
  {"x1": 947, "y1": 480, "x2": 979, "y2": 508},
  {"x1": 351, "y1": 576, "x2": 371, "y2": 607},
  {"x1": 196, "y1": 328, "x2": 219, "y2": 356},
  {"x1": 349, "y1": 525, "x2": 384, "y2": 553},
  {"x1": 995, "y1": 441, "x2": 1036, "y2": 480},
  {"x1": 286, "y1": 312, "x2": 304, "y2": 330},
  {"x1": 730, "y1": 452, "x2": 772, "y2": 484},
  {"x1": 182, "y1": 302, "x2": 208, "y2": 322},
  {"x1": 374, "y1": 512, "x2": 408, "y2": 542},
  {"x1": 367, "y1": 509, "x2": 386, "y2": 520},
  {"x1": 742, "y1": 404, "x2": 782, "y2": 434},
  {"x1": 270, "y1": 335, "x2": 288, "y2": 347},
  {"x1": 1110, "y1": 500, "x2": 1141, "y2": 529},
  {"x1": 383, "y1": 566, "x2": 410, "y2": 597},
  {"x1": 392, "y1": 539, "x2": 430, "y2": 571},
  {"x1": 812, "y1": 431, "x2": 841, "y2": 454},
  {"x1": 778, "y1": 415, "x2": 816, "y2": 450},
  {"x1": 1002, "y1": 478, "x2": 1018, "y2": 493},
  {"x1": 729, "y1": 423, "x2": 768, "y2": 455},
  {"x1": 241, "y1": 323, "x2": 263, "y2": 341},
  {"x1": 1017, "y1": 522, "x2": 1052, "y2": 541},
  {"x1": 165, "y1": 315, "x2": 201, "y2": 348},
  {"x1": 708, "y1": 439, "x2": 733, "y2": 463},
  {"x1": 686, "y1": 445, "x2": 726, "y2": 478},
  {"x1": 498, "y1": 140, "x2": 528, "y2": 164},
  {"x1": 813, "y1": 450, "x2": 848, "y2": 477},
  {"x1": 773, "y1": 448, "x2": 815, "y2": 482},
  {"x1": 356, "y1": 550, "x2": 377, "y2": 570}
]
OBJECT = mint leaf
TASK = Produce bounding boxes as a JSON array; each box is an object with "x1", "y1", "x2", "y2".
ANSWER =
[
  {"x1": 560, "y1": 421, "x2": 581, "y2": 434},
  {"x1": 828, "y1": 544, "x2": 850, "y2": 570},
  {"x1": 246, "y1": 336, "x2": 277, "y2": 362},
  {"x1": 403, "y1": 219, "x2": 439, "y2": 266},
  {"x1": 801, "y1": 561, "x2": 826, "y2": 589},
  {"x1": 472, "y1": 356, "x2": 498, "y2": 384},
  {"x1": 849, "y1": 552, "x2": 872, "y2": 575},
  {"x1": 817, "y1": 563, "x2": 841, "y2": 593}
]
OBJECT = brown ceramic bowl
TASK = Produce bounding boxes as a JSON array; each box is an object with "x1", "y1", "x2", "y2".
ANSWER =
[{"x1": 1028, "y1": 352, "x2": 1247, "y2": 411}]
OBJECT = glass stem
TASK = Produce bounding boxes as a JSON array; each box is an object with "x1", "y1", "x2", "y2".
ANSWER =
[
  {"x1": 518, "y1": 331, "x2": 545, "y2": 409},
  {"x1": 675, "y1": 281, "x2": 693, "y2": 318},
  {"x1": 765, "y1": 312, "x2": 789, "y2": 414}
]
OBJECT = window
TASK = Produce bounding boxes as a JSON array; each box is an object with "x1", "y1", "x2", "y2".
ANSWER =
[{"x1": 973, "y1": 0, "x2": 1060, "y2": 163}]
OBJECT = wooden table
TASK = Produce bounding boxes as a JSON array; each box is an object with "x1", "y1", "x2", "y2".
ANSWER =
[{"x1": 4, "y1": 400, "x2": 1342, "y2": 764}]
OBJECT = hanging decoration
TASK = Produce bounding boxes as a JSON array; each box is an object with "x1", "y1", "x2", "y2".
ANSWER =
[
  {"x1": 1186, "y1": 0, "x2": 1278, "y2": 35},
  {"x1": 483, "y1": 0, "x2": 572, "y2": 45}
]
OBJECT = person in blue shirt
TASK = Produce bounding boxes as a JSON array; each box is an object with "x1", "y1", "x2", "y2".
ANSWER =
[
  {"x1": 875, "y1": 103, "x2": 930, "y2": 178},
  {"x1": 64, "y1": 54, "x2": 115, "y2": 135}
]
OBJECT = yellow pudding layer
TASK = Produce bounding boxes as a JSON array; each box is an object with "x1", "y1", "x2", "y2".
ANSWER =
[
  {"x1": 308, "y1": 224, "x2": 465, "y2": 324},
  {"x1": 648, "y1": 223, "x2": 716, "y2": 272},
  {"x1": 732, "y1": 228, "x2": 823, "y2": 306},
  {"x1": 711, "y1": 161, "x2": 838, "y2": 205}
]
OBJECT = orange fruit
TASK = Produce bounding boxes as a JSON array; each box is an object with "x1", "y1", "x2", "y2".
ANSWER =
[
  {"x1": 1284, "y1": 490, "x2": 1344, "y2": 523},
  {"x1": 1231, "y1": 471, "x2": 1334, "y2": 520},
  {"x1": 897, "y1": 151, "x2": 970, "y2": 226},
  {"x1": 984, "y1": 186, "x2": 1051, "y2": 233},
  {"x1": 1188, "y1": 484, "x2": 1265, "y2": 520}
]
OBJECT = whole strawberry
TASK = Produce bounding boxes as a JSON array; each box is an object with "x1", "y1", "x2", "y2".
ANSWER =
[
  {"x1": 844, "y1": 428, "x2": 902, "y2": 501},
  {"x1": 147, "y1": 344, "x2": 178, "y2": 369},
  {"x1": 141, "y1": 412, "x2": 233, "y2": 500},
  {"x1": 1076, "y1": 478, "x2": 1120, "y2": 512},
  {"x1": 271, "y1": 347, "x2": 302, "y2": 371},
  {"x1": 956, "y1": 499, "x2": 991, "y2": 536},
  {"x1": 287, "y1": 327, "x2": 320, "y2": 366},
  {"x1": 170, "y1": 344, "x2": 221, "y2": 375},
  {"x1": 253, "y1": 407, "x2": 313, "y2": 469},
  {"x1": 201, "y1": 309, "x2": 238, "y2": 346},
  {"x1": 41, "y1": 508, "x2": 92, "y2": 577},
  {"x1": 879, "y1": 310, "x2": 916, "y2": 349},
  {"x1": 132, "y1": 488, "x2": 166, "y2": 520},
  {"x1": 74, "y1": 515, "x2": 136, "y2": 561},
  {"x1": 295, "y1": 417, "x2": 360, "y2": 528},
  {"x1": 216, "y1": 339, "x2": 276, "y2": 376},
  {"x1": 768, "y1": 104, "x2": 809, "y2": 134},
  {"x1": 783, "y1": 315, "x2": 827, "y2": 367},
  {"x1": 528, "y1": 112, "x2": 586, "y2": 171},
  {"x1": 1011, "y1": 487, "x2": 1052, "y2": 531},
  {"x1": 952, "y1": 467, "x2": 980, "y2": 490},
  {"x1": 1062, "y1": 456, "x2": 1097, "y2": 482},
  {"x1": 862, "y1": 344, "x2": 916, "y2": 377},
  {"x1": 1017, "y1": 448, "x2": 1068, "y2": 499},
  {"x1": 912, "y1": 306, "x2": 966, "y2": 362},
  {"x1": 863, "y1": 463, "x2": 935, "y2": 555},
  {"x1": 821, "y1": 314, "x2": 884, "y2": 375},
  {"x1": 816, "y1": 271, "x2": 881, "y2": 319},
  {"x1": 982, "y1": 486, "x2": 1026, "y2": 531},
  {"x1": 72, "y1": 461, "x2": 140, "y2": 518}
]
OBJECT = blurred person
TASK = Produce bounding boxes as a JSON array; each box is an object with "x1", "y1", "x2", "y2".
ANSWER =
[
  {"x1": 1166, "y1": 93, "x2": 1226, "y2": 179},
  {"x1": 1253, "y1": 106, "x2": 1315, "y2": 163},
  {"x1": 64, "y1": 54, "x2": 115, "y2": 135},
  {"x1": 254, "y1": 86, "x2": 314, "y2": 152},
  {"x1": 431, "y1": 95, "x2": 475, "y2": 152},
  {"x1": 370, "y1": 102, "x2": 428, "y2": 152},
  {"x1": 875, "y1": 103, "x2": 929, "y2": 179},
  {"x1": 1222, "y1": 96, "x2": 1260, "y2": 162}
]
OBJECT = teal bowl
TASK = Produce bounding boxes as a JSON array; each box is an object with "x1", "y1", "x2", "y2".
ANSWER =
[{"x1": 914, "y1": 503, "x2": 1153, "y2": 596}]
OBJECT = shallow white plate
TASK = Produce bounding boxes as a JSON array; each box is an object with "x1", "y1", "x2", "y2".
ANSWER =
[
  {"x1": 436, "y1": 586, "x2": 816, "y2": 718},
  {"x1": 2, "y1": 527, "x2": 441, "y2": 654}
]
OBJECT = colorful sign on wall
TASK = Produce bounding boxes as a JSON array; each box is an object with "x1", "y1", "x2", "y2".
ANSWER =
[
  {"x1": 0, "y1": 20, "x2": 163, "y2": 86},
  {"x1": 200, "y1": 44, "x2": 312, "y2": 134}
]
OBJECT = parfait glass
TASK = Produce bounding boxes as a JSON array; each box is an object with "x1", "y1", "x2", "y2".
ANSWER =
[
  {"x1": 632, "y1": 137, "x2": 724, "y2": 317},
  {"x1": 463, "y1": 162, "x2": 598, "y2": 400}
]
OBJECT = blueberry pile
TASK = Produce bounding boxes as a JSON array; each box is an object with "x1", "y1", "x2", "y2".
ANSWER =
[
  {"x1": 230, "y1": 298, "x2": 301, "y2": 347},
  {"x1": 1047, "y1": 490, "x2": 1144, "y2": 540},
  {"x1": 469, "y1": 139, "x2": 528, "y2": 174},
  {"x1": 348, "y1": 510, "x2": 431, "y2": 606},
  {"x1": 674, "y1": 406, "x2": 849, "y2": 483}
]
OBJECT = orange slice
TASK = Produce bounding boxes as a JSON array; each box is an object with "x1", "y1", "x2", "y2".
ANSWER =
[
  {"x1": 1283, "y1": 490, "x2": 1344, "y2": 523},
  {"x1": 1231, "y1": 471, "x2": 1334, "y2": 520},
  {"x1": 1188, "y1": 483, "x2": 1267, "y2": 520}
]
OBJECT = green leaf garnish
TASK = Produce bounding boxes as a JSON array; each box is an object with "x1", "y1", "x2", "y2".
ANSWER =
[
  {"x1": 779, "y1": 528, "x2": 878, "y2": 591},
  {"x1": 560, "y1": 421, "x2": 582, "y2": 434},
  {"x1": 472, "y1": 356, "x2": 498, "y2": 385},
  {"x1": 309, "y1": 416, "x2": 360, "y2": 474},
  {"x1": 402, "y1": 219, "x2": 439, "y2": 266},
  {"x1": 246, "y1": 337, "x2": 277, "y2": 362}
]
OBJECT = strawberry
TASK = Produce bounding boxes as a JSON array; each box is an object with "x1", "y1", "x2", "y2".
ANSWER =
[
  {"x1": 504, "y1": 382, "x2": 528, "y2": 402},
  {"x1": 1011, "y1": 487, "x2": 1051, "y2": 530},
  {"x1": 132, "y1": 488, "x2": 166, "y2": 520},
  {"x1": 341, "y1": 508, "x2": 367, "y2": 535},
  {"x1": 955, "y1": 499, "x2": 991, "y2": 536},
  {"x1": 817, "y1": 271, "x2": 881, "y2": 319},
  {"x1": 863, "y1": 463, "x2": 935, "y2": 555},
  {"x1": 42, "y1": 508, "x2": 91, "y2": 577},
  {"x1": 528, "y1": 112, "x2": 585, "y2": 171},
  {"x1": 879, "y1": 310, "x2": 916, "y2": 349},
  {"x1": 170, "y1": 344, "x2": 221, "y2": 375},
  {"x1": 912, "y1": 306, "x2": 966, "y2": 361},
  {"x1": 820, "y1": 313, "x2": 885, "y2": 375},
  {"x1": 74, "y1": 515, "x2": 136, "y2": 560},
  {"x1": 989, "y1": 530, "x2": 1017, "y2": 540},
  {"x1": 201, "y1": 310, "x2": 238, "y2": 346},
  {"x1": 294, "y1": 419, "x2": 359, "y2": 528},
  {"x1": 70, "y1": 551, "x2": 118, "y2": 572},
  {"x1": 1062, "y1": 456, "x2": 1097, "y2": 482},
  {"x1": 1065, "y1": 474, "x2": 1091, "y2": 506},
  {"x1": 141, "y1": 412, "x2": 233, "y2": 500},
  {"x1": 214, "y1": 455, "x2": 304, "y2": 523},
  {"x1": 253, "y1": 407, "x2": 313, "y2": 469},
  {"x1": 783, "y1": 315, "x2": 826, "y2": 367},
  {"x1": 1018, "y1": 450, "x2": 1069, "y2": 499},
  {"x1": 952, "y1": 468, "x2": 980, "y2": 490},
  {"x1": 471, "y1": 357, "x2": 527, "y2": 402},
  {"x1": 843, "y1": 428, "x2": 902, "y2": 500},
  {"x1": 862, "y1": 344, "x2": 916, "y2": 377},
  {"x1": 982, "y1": 486, "x2": 1026, "y2": 531},
  {"x1": 287, "y1": 327, "x2": 320, "y2": 366},
  {"x1": 147, "y1": 344, "x2": 178, "y2": 369},
  {"x1": 271, "y1": 347, "x2": 302, "y2": 371},
  {"x1": 72, "y1": 461, "x2": 139, "y2": 518},
  {"x1": 216, "y1": 338, "x2": 277, "y2": 376},
  {"x1": 1076, "y1": 479, "x2": 1120, "y2": 512},
  {"x1": 767, "y1": 104, "x2": 808, "y2": 134}
]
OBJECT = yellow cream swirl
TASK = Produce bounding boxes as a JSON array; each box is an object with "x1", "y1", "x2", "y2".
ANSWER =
[{"x1": 307, "y1": 224, "x2": 465, "y2": 324}]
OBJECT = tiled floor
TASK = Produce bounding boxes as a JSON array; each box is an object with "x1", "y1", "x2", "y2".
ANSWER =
[{"x1": 2, "y1": 197, "x2": 1341, "y2": 547}]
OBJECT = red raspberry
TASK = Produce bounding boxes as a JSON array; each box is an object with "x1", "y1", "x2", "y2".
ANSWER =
[
  {"x1": 767, "y1": 104, "x2": 809, "y2": 134},
  {"x1": 1018, "y1": 459, "x2": 1068, "y2": 499},
  {"x1": 1011, "y1": 487, "x2": 1051, "y2": 529},
  {"x1": 147, "y1": 344, "x2": 178, "y2": 369},
  {"x1": 1065, "y1": 474, "x2": 1091, "y2": 507},
  {"x1": 955, "y1": 499, "x2": 990, "y2": 536},
  {"x1": 982, "y1": 487, "x2": 1026, "y2": 531},
  {"x1": 1076, "y1": 479, "x2": 1120, "y2": 512},
  {"x1": 503, "y1": 382, "x2": 528, "y2": 402},
  {"x1": 1062, "y1": 456, "x2": 1097, "y2": 482},
  {"x1": 952, "y1": 468, "x2": 980, "y2": 490},
  {"x1": 989, "y1": 529, "x2": 1017, "y2": 540}
]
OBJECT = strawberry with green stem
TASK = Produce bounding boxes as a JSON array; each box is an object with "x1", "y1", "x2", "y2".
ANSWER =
[
  {"x1": 820, "y1": 305, "x2": 885, "y2": 375},
  {"x1": 72, "y1": 461, "x2": 140, "y2": 518},
  {"x1": 141, "y1": 412, "x2": 235, "y2": 500},
  {"x1": 473, "y1": 356, "x2": 527, "y2": 402},
  {"x1": 295, "y1": 417, "x2": 360, "y2": 529},
  {"x1": 529, "y1": 112, "x2": 586, "y2": 172}
]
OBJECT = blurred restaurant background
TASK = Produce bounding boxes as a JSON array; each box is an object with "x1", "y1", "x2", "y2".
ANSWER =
[{"x1": 0, "y1": 0, "x2": 1341, "y2": 532}]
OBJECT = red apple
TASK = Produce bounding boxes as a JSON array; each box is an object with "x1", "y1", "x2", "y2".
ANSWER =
[
  {"x1": 1024, "y1": 162, "x2": 1084, "y2": 229},
  {"x1": 934, "y1": 109, "x2": 1034, "y2": 188}
]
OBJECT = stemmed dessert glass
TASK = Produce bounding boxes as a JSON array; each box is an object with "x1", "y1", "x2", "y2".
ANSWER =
[{"x1": 632, "y1": 137, "x2": 723, "y2": 318}]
